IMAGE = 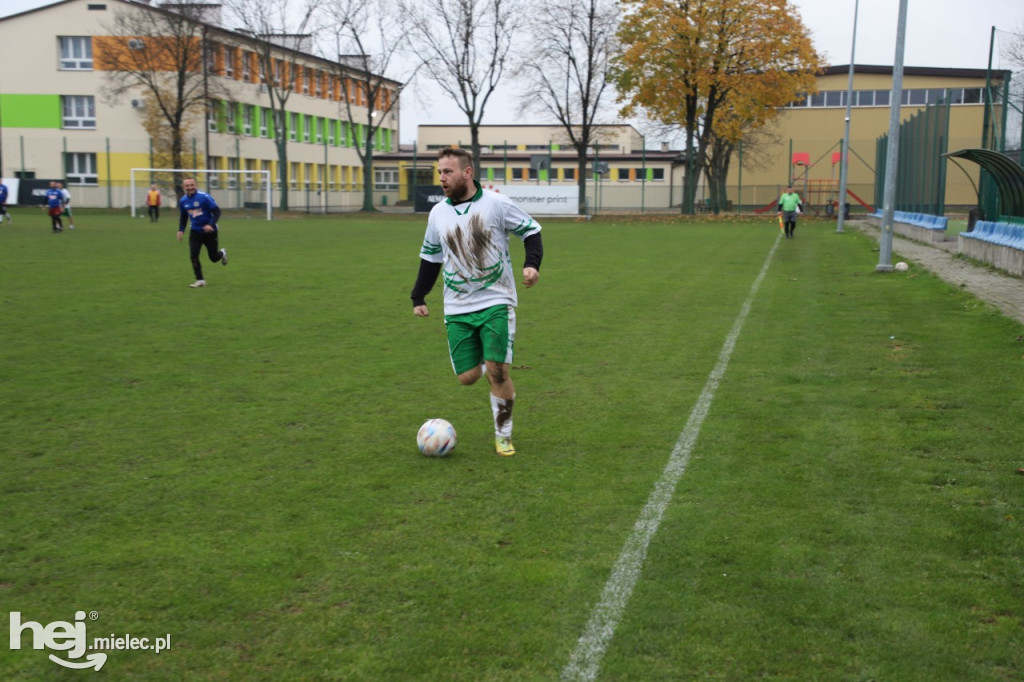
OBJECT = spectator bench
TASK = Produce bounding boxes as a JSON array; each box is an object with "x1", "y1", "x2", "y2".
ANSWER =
[
  {"x1": 868, "y1": 210, "x2": 949, "y2": 244},
  {"x1": 958, "y1": 220, "x2": 1024, "y2": 277}
]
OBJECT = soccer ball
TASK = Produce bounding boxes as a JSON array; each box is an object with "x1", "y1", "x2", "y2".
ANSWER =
[
  {"x1": 417, "y1": 418, "x2": 457, "y2": 457},
  {"x1": 894, "y1": 261, "x2": 909, "y2": 272}
]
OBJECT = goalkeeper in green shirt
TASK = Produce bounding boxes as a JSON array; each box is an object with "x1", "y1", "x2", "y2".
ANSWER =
[{"x1": 778, "y1": 186, "x2": 803, "y2": 239}]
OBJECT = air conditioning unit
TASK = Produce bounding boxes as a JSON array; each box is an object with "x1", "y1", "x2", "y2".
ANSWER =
[
  {"x1": 128, "y1": 39, "x2": 145, "y2": 50},
  {"x1": 130, "y1": 99, "x2": 145, "y2": 109}
]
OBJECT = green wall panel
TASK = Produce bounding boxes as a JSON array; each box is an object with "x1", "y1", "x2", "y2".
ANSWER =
[{"x1": 1, "y1": 94, "x2": 62, "y2": 129}]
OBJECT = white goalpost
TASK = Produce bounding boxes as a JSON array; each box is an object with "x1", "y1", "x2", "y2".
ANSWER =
[{"x1": 130, "y1": 168, "x2": 273, "y2": 221}]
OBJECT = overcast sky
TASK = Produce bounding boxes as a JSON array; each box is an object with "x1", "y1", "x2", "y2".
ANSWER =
[{"x1": 3, "y1": 0, "x2": 1021, "y2": 143}]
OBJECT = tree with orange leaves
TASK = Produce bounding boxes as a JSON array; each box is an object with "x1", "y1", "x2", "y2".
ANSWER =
[{"x1": 614, "y1": 0, "x2": 822, "y2": 213}]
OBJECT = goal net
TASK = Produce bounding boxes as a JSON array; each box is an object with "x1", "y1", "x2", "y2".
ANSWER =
[{"x1": 130, "y1": 168, "x2": 273, "y2": 221}]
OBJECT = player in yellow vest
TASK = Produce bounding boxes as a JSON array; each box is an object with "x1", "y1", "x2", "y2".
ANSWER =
[{"x1": 146, "y1": 185, "x2": 162, "y2": 223}]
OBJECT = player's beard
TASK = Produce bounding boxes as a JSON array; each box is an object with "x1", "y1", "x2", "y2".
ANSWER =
[{"x1": 443, "y1": 174, "x2": 471, "y2": 202}]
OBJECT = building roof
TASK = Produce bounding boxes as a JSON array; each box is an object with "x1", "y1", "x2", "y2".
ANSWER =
[{"x1": 822, "y1": 64, "x2": 1010, "y2": 81}]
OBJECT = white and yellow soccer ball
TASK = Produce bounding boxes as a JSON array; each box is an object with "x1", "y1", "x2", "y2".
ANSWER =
[
  {"x1": 417, "y1": 418, "x2": 457, "y2": 457},
  {"x1": 894, "y1": 261, "x2": 909, "y2": 272}
]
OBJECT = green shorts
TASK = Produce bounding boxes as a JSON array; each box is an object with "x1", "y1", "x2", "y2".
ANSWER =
[{"x1": 445, "y1": 304, "x2": 516, "y2": 375}]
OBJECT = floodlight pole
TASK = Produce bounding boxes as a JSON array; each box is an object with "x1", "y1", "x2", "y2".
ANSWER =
[
  {"x1": 835, "y1": 0, "x2": 859, "y2": 234},
  {"x1": 877, "y1": 0, "x2": 908, "y2": 272}
]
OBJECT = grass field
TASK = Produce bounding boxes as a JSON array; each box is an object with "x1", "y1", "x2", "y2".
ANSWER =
[{"x1": 2, "y1": 210, "x2": 1022, "y2": 680}]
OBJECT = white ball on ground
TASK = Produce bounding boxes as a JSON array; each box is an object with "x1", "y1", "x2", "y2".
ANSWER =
[
  {"x1": 894, "y1": 261, "x2": 909, "y2": 272},
  {"x1": 417, "y1": 418, "x2": 457, "y2": 457}
]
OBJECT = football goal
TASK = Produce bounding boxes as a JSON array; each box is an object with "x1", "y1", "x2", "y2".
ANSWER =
[{"x1": 130, "y1": 168, "x2": 273, "y2": 220}]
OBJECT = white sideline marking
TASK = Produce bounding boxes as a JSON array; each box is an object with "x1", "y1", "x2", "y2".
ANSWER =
[{"x1": 561, "y1": 233, "x2": 782, "y2": 682}]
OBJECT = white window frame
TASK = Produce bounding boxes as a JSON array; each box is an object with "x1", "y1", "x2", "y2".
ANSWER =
[
  {"x1": 303, "y1": 115, "x2": 312, "y2": 142},
  {"x1": 59, "y1": 36, "x2": 92, "y2": 70},
  {"x1": 259, "y1": 108, "x2": 269, "y2": 137},
  {"x1": 61, "y1": 95, "x2": 96, "y2": 129},
  {"x1": 242, "y1": 105, "x2": 253, "y2": 136},
  {"x1": 65, "y1": 152, "x2": 98, "y2": 185},
  {"x1": 222, "y1": 45, "x2": 234, "y2": 78},
  {"x1": 374, "y1": 167, "x2": 399, "y2": 190},
  {"x1": 225, "y1": 102, "x2": 236, "y2": 133},
  {"x1": 289, "y1": 113, "x2": 298, "y2": 141}
]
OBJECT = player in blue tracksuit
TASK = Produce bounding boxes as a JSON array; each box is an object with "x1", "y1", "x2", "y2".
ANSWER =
[
  {"x1": 177, "y1": 177, "x2": 228, "y2": 288},
  {"x1": 45, "y1": 182, "x2": 64, "y2": 232},
  {"x1": 0, "y1": 181, "x2": 11, "y2": 223}
]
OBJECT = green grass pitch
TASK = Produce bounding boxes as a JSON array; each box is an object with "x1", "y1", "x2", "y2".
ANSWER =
[{"x1": 2, "y1": 210, "x2": 1022, "y2": 680}]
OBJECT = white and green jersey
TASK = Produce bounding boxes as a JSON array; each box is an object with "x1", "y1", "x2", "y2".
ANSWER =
[{"x1": 420, "y1": 182, "x2": 541, "y2": 316}]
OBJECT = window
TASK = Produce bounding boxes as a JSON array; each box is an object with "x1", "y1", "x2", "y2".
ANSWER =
[
  {"x1": 259, "y1": 108, "x2": 269, "y2": 137},
  {"x1": 374, "y1": 167, "x2": 398, "y2": 190},
  {"x1": 290, "y1": 162, "x2": 299, "y2": 190},
  {"x1": 303, "y1": 115, "x2": 312, "y2": 142},
  {"x1": 289, "y1": 112, "x2": 298, "y2": 141},
  {"x1": 908, "y1": 89, "x2": 926, "y2": 106},
  {"x1": 59, "y1": 36, "x2": 93, "y2": 70},
  {"x1": 854, "y1": 90, "x2": 872, "y2": 107},
  {"x1": 650, "y1": 168, "x2": 665, "y2": 181},
  {"x1": 491, "y1": 168, "x2": 506, "y2": 182},
  {"x1": 326, "y1": 119, "x2": 334, "y2": 145},
  {"x1": 65, "y1": 153, "x2": 97, "y2": 185},
  {"x1": 208, "y1": 157, "x2": 221, "y2": 188},
  {"x1": 241, "y1": 50, "x2": 251, "y2": 80},
  {"x1": 825, "y1": 91, "x2": 843, "y2": 107},
  {"x1": 242, "y1": 105, "x2": 253, "y2": 135},
  {"x1": 874, "y1": 90, "x2": 890, "y2": 106},
  {"x1": 315, "y1": 117, "x2": 323, "y2": 144},
  {"x1": 225, "y1": 102, "x2": 236, "y2": 133},
  {"x1": 304, "y1": 163, "x2": 313, "y2": 188},
  {"x1": 222, "y1": 45, "x2": 234, "y2": 77},
  {"x1": 62, "y1": 96, "x2": 96, "y2": 128},
  {"x1": 208, "y1": 102, "x2": 218, "y2": 132},
  {"x1": 962, "y1": 87, "x2": 982, "y2": 104}
]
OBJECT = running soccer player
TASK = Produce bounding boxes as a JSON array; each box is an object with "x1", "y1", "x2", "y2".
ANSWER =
[
  {"x1": 177, "y1": 177, "x2": 228, "y2": 288},
  {"x1": 45, "y1": 181, "x2": 64, "y2": 232},
  {"x1": 410, "y1": 146, "x2": 544, "y2": 457},
  {"x1": 57, "y1": 181, "x2": 75, "y2": 230},
  {"x1": 0, "y1": 180, "x2": 11, "y2": 223}
]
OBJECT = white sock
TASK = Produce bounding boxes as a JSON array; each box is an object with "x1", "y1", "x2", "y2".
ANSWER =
[{"x1": 490, "y1": 393, "x2": 515, "y2": 439}]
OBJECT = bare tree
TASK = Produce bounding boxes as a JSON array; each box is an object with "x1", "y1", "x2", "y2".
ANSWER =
[
  {"x1": 220, "y1": 0, "x2": 322, "y2": 210},
  {"x1": 517, "y1": 0, "x2": 619, "y2": 215},
  {"x1": 319, "y1": 0, "x2": 420, "y2": 211},
  {"x1": 402, "y1": 0, "x2": 521, "y2": 172},
  {"x1": 98, "y1": 2, "x2": 214, "y2": 196}
]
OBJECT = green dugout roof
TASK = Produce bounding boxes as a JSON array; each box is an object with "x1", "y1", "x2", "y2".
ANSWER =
[{"x1": 945, "y1": 148, "x2": 1024, "y2": 218}]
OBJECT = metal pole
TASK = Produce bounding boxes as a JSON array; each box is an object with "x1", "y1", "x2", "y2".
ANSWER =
[
  {"x1": 836, "y1": 0, "x2": 859, "y2": 233},
  {"x1": 878, "y1": 0, "x2": 908, "y2": 272},
  {"x1": 641, "y1": 138, "x2": 646, "y2": 215}
]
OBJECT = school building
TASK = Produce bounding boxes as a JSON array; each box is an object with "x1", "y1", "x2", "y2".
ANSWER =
[
  {"x1": 733, "y1": 64, "x2": 1011, "y2": 215},
  {"x1": 0, "y1": 0, "x2": 401, "y2": 211}
]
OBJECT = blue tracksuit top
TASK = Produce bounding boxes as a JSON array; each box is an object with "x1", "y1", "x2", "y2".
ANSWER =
[
  {"x1": 46, "y1": 188, "x2": 62, "y2": 210},
  {"x1": 178, "y1": 191, "x2": 221, "y2": 233}
]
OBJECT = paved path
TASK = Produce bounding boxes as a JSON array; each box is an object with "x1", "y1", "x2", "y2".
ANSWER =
[{"x1": 850, "y1": 221, "x2": 1024, "y2": 326}]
